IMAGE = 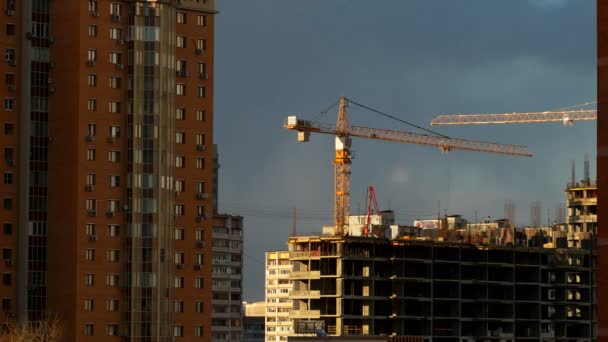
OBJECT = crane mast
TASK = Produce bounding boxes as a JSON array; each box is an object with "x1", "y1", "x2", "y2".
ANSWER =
[{"x1": 284, "y1": 97, "x2": 533, "y2": 236}]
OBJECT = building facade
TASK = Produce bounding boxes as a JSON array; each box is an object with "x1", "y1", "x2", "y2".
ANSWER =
[
  {"x1": 211, "y1": 213, "x2": 243, "y2": 341},
  {"x1": 566, "y1": 180, "x2": 597, "y2": 248},
  {"x1": 243, "y1": 301, "x2": 266, "y2": 342},
  {"x1": 1, "y1": 0, "x2": 216, "y2": 340},
  {"x1": 265, "y1": 251, "x2": 292, "y2": 342}
]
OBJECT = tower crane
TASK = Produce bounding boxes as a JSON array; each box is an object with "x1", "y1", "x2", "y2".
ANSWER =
[
  {"x1": 431, "y1": 109, "x2": 597, "y2": 126},
  {"x1": 284, "y1": 96, "x2": 533, "y2": 236}
]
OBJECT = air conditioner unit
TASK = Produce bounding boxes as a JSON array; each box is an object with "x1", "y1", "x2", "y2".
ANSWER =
[
  {"x1": 199, "y1": 73, "x2": 208, "y2": 80},
  {"x1": 196, "y1": 193, "x2": 208, "y2": 200},
  {"x1": 107, "y1": 136, "x2": 115, "y2": 143},
  {"x1": 6, "y1": 160, "x2": 14, "y2": 166},
  {"x1": 47, "y1": 78, "x2": 54, "y2": 84},
  {"x1": 196, "y1": 144, "x2": 206, "y2": 151},
  {"x1": 90, "y1": 11, "x2": 98, "y2": 17},
  {"x1": 6, "y1": 10, "x2": 15, "y2": 16},
  {"x1": 88, "y1": 234, "x2": 97, "y2": 242},
  {"x1": 85, "y1": 184, "x2": 94, "y2": 192},
  {"x1": 49, "y1": 61, "x2": 55, "y2": 69},
  {"x1": 196, "y1": 216, "x2": 203, "y2": 223},
  {"x1": 88, "y1": 210, "x2": 96, "y2": 217},
  {"x1": 8, "y1": 85, "x2": 16, "y2": 92},
  {"x1": 196, "y1": 241, "x2": 204, "y2": 248},
  {"x1": 195, "y1": 48, "x2": 203, "y2": 55},
  {"x1": 86, "y1": 134, "x2": 94, "y2": 142},
  {"x1": 118, "y1": 39, "x2": 124, "y2": 45},
  {"x1": 194, "y1": 264, "x2": 202, "y2": 270},
  {"x1": 176, "y1": 263, "x2": 184, "y2": 269},
  {"x1": 87, "y1": 60, "x2": 96, "y2": 67},
  {"x1": 111, "y1": 14, "x2": 120, "y2": 22},
  {"x1": 48, "y1": 86, "x2": 55, "y2": 93},
  {"x1": 106, "y1": 211, "x2": 115, "y2": 218}
]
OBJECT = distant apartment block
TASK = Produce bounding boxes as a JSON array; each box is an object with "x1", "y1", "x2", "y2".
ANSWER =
[
  {"x1": 265, "y1": 251, "x2": 292, "y2": 342},
  {"x1": 243, "y1": 301, "x2": 266, "y2": 342}
]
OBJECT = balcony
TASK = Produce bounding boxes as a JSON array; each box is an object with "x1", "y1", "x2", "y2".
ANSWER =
[
  {"x1": 289, "y1": 250, "x2": 321, "y2": 260},
  {"x1": 289, "y1": 310, "x2": 320, "y2": 319},
  {"x1": 290, "y1": 290, "x2": 321, "y2": 299},
  {"x1": 290, "y1": 271, "x2": 320, "y2": 280}
]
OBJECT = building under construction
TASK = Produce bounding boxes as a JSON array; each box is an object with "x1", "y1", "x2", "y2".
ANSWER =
[{"x1": 287, "y1": 232, "x2": 595, "y2": 341}]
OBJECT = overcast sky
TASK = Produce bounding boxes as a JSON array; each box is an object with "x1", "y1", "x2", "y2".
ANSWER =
[{"x1": 213, "y1": 0, "x2": 596, "y2": 301}]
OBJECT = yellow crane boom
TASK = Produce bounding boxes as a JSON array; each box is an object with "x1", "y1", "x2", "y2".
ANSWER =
[
  {"x1": 431, "y1": 109, "x2": 597, "y2": 126},
  {"x1": 284, "y1": 97, "x2": 533, "y2": 236}
]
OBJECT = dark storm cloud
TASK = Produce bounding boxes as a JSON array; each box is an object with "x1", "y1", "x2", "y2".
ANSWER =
[{"x1": 214, "y1": 0, "x2": 595, "y2": 300}]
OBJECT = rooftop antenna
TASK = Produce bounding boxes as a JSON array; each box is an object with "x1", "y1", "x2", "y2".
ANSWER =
[
  {"x1": 292, "y1": 207, "x2": 297, "y2": 236},
  {"x1": 571, "y1": 159, "x2": 576, "y2": 186},
  {"x1": 584, "y1": 153, "x2": 590, "y2": 184}
]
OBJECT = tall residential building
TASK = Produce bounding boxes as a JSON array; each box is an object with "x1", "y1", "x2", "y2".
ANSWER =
[
  {"x1": 265, "y1": 251, "x2": 292, "y2": 342},
  {"x1": 565, "y1": 180, "x2": 597, "y2": 248},
  {"x1": 598, "y1": 2, "x2": 608, "y2": 340},
  {"x1": 211, "y1": 213, "x2": 243, "y2": 341},
  {"x1": 0, "y1": 0, "x2": 216, "y2": 340}
]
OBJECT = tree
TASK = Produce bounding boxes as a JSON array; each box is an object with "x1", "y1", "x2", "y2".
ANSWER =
[{"x1": 0, "y1": 315, "x2": 63, "y2": 342}]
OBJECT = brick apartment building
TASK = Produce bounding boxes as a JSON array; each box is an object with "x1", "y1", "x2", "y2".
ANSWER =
[{"x1": 0, "y1": 0, "x2": 217, "y2": 340}]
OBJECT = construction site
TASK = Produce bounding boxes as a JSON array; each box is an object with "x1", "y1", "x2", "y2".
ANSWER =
[{"x1": 276, "y1": 97, "x2": 597, "y2": 341}]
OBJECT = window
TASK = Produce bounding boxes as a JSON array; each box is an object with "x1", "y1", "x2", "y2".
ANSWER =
[
  {"x1": 5, "y1": 48, "x2": 15, "y2": 65},
  {"x1": 196, "y1": 109, "x2": 206, "y2": 121},
  {"x1": 87, "y1": 98, "x2": 96, "y2": 111},
  {"x1": 109, "y1": 52, "x2": 121, "y2": 65},
  {"x1": 86, "y1": 74, "x2": 97, "y2": 88},
  {"x1": 175, "y1": 156, "x2": 185, "y2": 168},
  {"x1": 197, "y1": 15, "x2": 207, "y2": 26},
  {"x1": 175, "y1": 252, "x2": 185, "y2": 265},
  {"x1": 175, "y1": 228, "x2": 184, "y2": 240},
  {"x1": 196, "y1": 182, "x2": 205, "y2": 193},
  {"x1": 198, "y1": 62, "x2": 207, "y2": 75},
  {"x1": 4, "y1": 98, "x2": 14, "y2": 111},
  {"x1": 2, "y1": 273, "x2": 12, "y2": 285},
  {"x1": 3, "y1": 123, "x2": 13, "y2": 136},
  {"x1": 197, "y1": 86, "x2": 206, "y2": 98},
  {"x1": 176, "y1": 84, "x2": 185, "y2": 96},
  {"x1": 109, "y1": 76, "x2": 121, "y2": 89},
  {"x1": 85, "y1": 248, "x2": 95, "y2": 261},
  {"x1": 88, "y1": 25, "x2": 97, "y2": 37},
  {"x1": 196, "y1": 206, "x2": 205, "y2": 217},
  {"x1": 110, "y1": 126, "x2": 121, "y2": 138},
  {"x1": 108, "y1": 224, "x2": 120, "y2": 237},
  {"x1": 196, "y1": 134, "x2": 205, "y2": 145},
  {"x1": 6, "y1": 24, "x2": 15, "y2": 36},
  {"x1": 110, "y1": 2, "x2": 121, "y2": 15},
  {"x1": 2, "y1": 248, "x2": 11, "y2": 261},
  {"x1": 107, "y1": 250, "x2": 119, "y2": 262},
  {"x1": 85, "y1": 324, "x2": 94, "y2": 336},
  {"x1": 108, "y1": 199, "x2": 120, "y2": 213},
  {"x1": 175, "y1": 180, "x2": 185, "y2": 193},
  {"x1": 87, "y1": 123, "x2": 96, "y2": 137},
  {"x1": 196, "y1": 253, "x2": 204, "y2": 265},
  {"x1": 174, "y1": 325, "x2": 184, "y2": 337},
  {"x1": 175, "y1": 204, "x2": 184, "y2": 216},
  {"x1": 109, "y1": 27, "x2": 121, "y2": 40},
  {"x1": 195, "y1": 302, "x2": 204, "y2": 313},
  {"x1": 84, "y1": 298, "x2": 94, "y2": 311},
  {"x1": 196, "y1": 39, "x2": 206, "y2": 51},
  {"x1": 4, "y1": 73, "x2": 15, "y2": 86},
  {"x1": 87, "y1": 149, "x2": 96, "y2": 161},
  {"x1": 86, "y1": 173, "x2": 95, "y2": 186},
  {"x1": 3, "y1": 198, "x2": 12, "y2": 210},
  {"x1": 3, "y1": 148, "x2": 12, "y2": 161},
  {"x1": 174, "y1": 300, "x2": 184, "y2": 313},
  {"x1": 176, "y1": 36, "x2": 186, "y2": 48},
  {"x1": 196, "y1": 229, "x2": 204, "y2": 241},
  {"x1": 1, "y1": 298, "x2": 10, "y2": 311},
  {"x1": 109, "y1": 101, "x2": 120, "y2": 113},
  {"x1": 195, "y1": 277, "x2": 204, "y2": 289},
  {"x1": 88, "y1": 0, "x2": 97, "y2": 13},
  {"x1": 174, "y1": 276, "x2": 184, "y2": 288},
  {"x1": 176, "y1": 108, "x2": 185, "y2": 120},
  {"x1": 195, "y1": 325, "x2": 203, "y2": 337},
  {"x1": 176, "y1": 132, "x2": 185, "y2": 144},
  {"x1": 86, "y1": 199, "x2": 96, "y2": 211},
  {"x1": 3, "y1": 223, "x2": 12, "y2": 235},
  {"x1": 109, "y1": 175, "x2": 120, "y2": 187},
  {"x1": 176, "y1": 60, "x2": 186, "y2": 73},
  {"x1": 107, "y1": 324, "x2": 119, "y2": 336},
  {"x1": 85, "y1": 274, "x2": 95, "y2": 286},
  {"x1": 107, "y1": 274, "x2": 119, "y2": 287},
  {"x1": 106, "y1": 299, "x2": 118, "y2": 311},
  {"x1": 196, "y1": 158, "x2": 205, "y2": 169},
  {"x1": 88, "y1": 49, "x2": 97, "y2": 62},
  {"x1": 108, "y1": 151, "x2": 120, "y2": 162},
  {"x1": 3, "y1": 173, "x2": 12, "y2": 185},
  {"x1": 86, "y1": 223, "x2": 95, "y2": 236},
  {"x1": 176, "y1": 12, "x2": 186, "y2": 24}
]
